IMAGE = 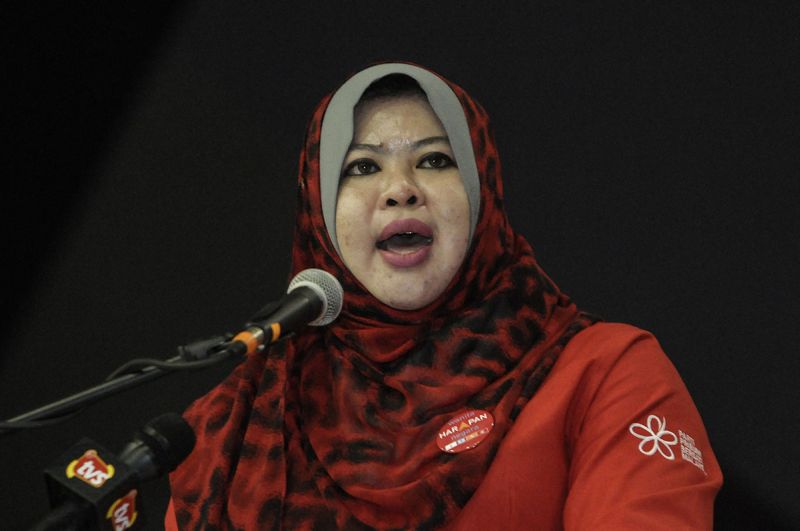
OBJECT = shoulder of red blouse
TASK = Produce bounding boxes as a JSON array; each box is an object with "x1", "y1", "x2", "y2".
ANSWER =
[
  {"x1": 561, "y1": 322, "x2": 721, "y2": 529},
  {"x1": 450, "y1": 322, "x2": 722, "y2": 530}
]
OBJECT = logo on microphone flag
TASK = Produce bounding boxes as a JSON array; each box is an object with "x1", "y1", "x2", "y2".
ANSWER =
[
  {"x1": 65, "y1": 449, "x2": 116, "y2": 487},
  {"x1": 106, "y1": 489, "x2": 139, "y2": 530}
]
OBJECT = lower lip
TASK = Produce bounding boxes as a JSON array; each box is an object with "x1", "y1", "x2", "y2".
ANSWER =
[{"x1": 378, "y1": 245, "x2": 432, "y2": 268}]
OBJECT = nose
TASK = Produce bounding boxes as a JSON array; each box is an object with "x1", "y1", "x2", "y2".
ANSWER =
[{"x1": 379, "y1": 167, "x2": 424, "y2": 208}]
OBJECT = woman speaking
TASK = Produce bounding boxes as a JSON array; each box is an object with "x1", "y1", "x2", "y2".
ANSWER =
[{"x1": 166, "y1": 63, "x2": 721, "y2": 530}]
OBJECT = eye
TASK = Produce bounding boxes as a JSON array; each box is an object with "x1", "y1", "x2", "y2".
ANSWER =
[
  {"x1": 343, "y1": 158, "x2": 380, "y2": 177},
  {"x1": 418, "y1": 152, "x2": 456, "y2": 170}
]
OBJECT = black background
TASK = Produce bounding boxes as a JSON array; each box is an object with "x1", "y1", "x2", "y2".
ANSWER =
[{"x1": 2, "y1": 3, "x2": 798, "y2": 529}]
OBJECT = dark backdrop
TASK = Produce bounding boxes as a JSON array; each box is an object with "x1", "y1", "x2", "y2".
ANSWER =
[{"x1": 2, "y1": 3, "x2": 798, "y2": 529}]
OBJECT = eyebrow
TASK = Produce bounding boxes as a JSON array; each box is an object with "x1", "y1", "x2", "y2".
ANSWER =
[{"x1": 348, "y1": 135, "x2": 451, "y2": 153}]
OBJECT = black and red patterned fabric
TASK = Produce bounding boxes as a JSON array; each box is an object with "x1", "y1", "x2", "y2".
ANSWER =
[{"x1": 169, "y1": 63, "x2": 598, "y2": 530}]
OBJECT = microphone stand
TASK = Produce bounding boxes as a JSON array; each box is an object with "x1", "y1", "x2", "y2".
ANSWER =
[
  {"x1": 1, "y1": 335, "x2": 234, "y2": 433},
  {"x1": 3, "y1": 297, "x2": 299, "y2": 433}
]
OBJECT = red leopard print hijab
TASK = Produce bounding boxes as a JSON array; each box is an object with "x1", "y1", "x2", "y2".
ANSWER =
[{"x1": 170, "y1": 63, "x2": 597, "y2": 530}]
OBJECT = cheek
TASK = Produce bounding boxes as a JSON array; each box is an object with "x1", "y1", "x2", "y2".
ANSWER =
[
  {"x1": 335, "y1": 187, "x2": 371, "y2": 251},
  {"x1": 432, "y1": 181, "x2": 470, "y2": 235}
]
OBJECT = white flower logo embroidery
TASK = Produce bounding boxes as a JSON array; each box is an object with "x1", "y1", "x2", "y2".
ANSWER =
[{"x1": 629, "y1": 415, "x2": 679, "y2": 460}]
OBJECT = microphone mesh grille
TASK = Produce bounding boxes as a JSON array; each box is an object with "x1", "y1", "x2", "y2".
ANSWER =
[{"x1": 287, "y1": 269, "x2": 343, "y2": 326}]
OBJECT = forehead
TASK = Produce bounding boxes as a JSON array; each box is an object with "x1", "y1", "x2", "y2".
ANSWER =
[{"x1": 353, "y1": 96, "x2": 448, "y2": 143}]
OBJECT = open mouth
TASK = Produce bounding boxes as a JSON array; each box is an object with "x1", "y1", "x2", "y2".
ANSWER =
[
  {"x1": 376, "y1": 232, "x2": 434, "y2": 254},
  {"x1": 376, "y1": 219, "x2": 434, "y2": 255},
  {"x1": 375, "y1": 219, "x2": 435, "y2": 267}
]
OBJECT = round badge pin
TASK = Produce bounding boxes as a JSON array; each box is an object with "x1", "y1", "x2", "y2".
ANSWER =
[{"x1": 436, "y1": 409, "x2": 494, "y2": 454}]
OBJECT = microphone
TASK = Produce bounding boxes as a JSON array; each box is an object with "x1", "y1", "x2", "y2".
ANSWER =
[
  {"x1": 117, "y1": 412, "x2": 195, "y2": 482},
  {"x1": 33, "y1": 413, "x2": 195, "y2": 531},
  {"x1": 229, "y1": 268, "x2": 343, "y2": 356}
]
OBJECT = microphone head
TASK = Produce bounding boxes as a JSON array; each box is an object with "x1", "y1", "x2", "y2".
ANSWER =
[
  {"x1": 287, "y1": 269, "x2": 343, "y2": 326},
  {"x1": 133, "y1": 412, "x2": 196, "y2": 478}
]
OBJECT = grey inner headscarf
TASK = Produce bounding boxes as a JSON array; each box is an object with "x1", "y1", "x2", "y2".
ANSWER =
[{"x1": 319, "y1": 63, "x2": 481, "y2": 255}]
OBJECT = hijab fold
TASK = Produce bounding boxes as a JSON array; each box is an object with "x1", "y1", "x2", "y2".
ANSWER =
[{"x1": 170, "y1": 63, "x2": 597, "y2": 530}]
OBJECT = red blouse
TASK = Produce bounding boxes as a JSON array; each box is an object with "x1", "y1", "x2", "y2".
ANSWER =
[{"x1": 166, "y1": 322, "x2": 721, "y2": 529}]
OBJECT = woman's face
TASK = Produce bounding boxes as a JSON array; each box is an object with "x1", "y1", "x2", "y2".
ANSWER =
[{"x1": 335, "y1": 95, "x2": 470, "y2": 310}]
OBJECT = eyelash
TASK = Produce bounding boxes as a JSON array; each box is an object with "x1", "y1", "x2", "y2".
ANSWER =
[
  {"x1": 344, "y1": 159, "x2": 380, "y2": 177},
  {"x1": 419, "y1": 152, "x2": 456, "y2": 169},
  {"x1": 342, "y1": 152, "x2": 457, "y2": 177}
]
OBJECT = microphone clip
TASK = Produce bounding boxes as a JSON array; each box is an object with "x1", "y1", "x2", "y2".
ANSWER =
[{"x1": 177, "y1": 334, "x2": 233, "y2": 362}]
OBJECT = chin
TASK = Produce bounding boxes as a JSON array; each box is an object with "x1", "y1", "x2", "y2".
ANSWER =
[
  {"x1": 384, "y1": 298, "x2": 429, "y2": 311},
  {"x1": 377, "y1": 285, "x2": 440, "y2": 311}
]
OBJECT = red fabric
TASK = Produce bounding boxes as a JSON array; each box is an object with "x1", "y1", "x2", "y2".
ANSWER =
[
  {"x1": 448, "y1": 323, "x2": 722, "y2": 530},
  {"x1": 166, "y1": 323, "x2": 721, "y2": 530}
]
